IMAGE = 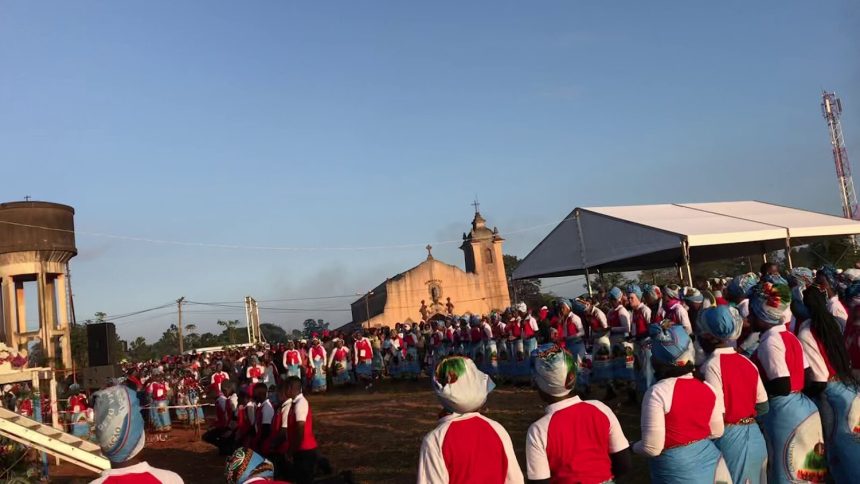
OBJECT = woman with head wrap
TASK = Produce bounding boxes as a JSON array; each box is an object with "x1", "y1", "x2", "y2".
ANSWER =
[
  {"x1": 558, "y1": 299, "x2": 585, "y2": 363},
  {"x1": 697, "y1": 306, "x2": 768, "y2": 484},
  {"x1": 642, "y1": 285, "x2": 664, "y2": 323},
  {"x1": 400, "y1": 324, "x2": 421, "y2": 379},
  {"x1": 816, "y1": 265, "x2": 849, "y2": 332},
  {"x1": 505, "y1": 314, "x2": 527, "y2": 381},
  {"x1": 627, "y1": 285, "x2": 656, "y2": 395},
  {"x1": 683, "y1": 288, "x2": 705, "y2": 325},
  {"x1": 308, "y1": 337, "x2": 327, "y2": 392},
  {"x1": 225, "y1": 447, "x2": 287, "y2": 484},
  {"x1": 66, "y1": 383, "x2": 91, "y2": 439},
  {"x1": 282, "y1": 341, "x2": 303, "y2": 380},
  {"x1": 327, "y1": 338, "x2": 353, "y2": 387},
  {"x1": 796, "y1": 287, "x2": 860, "y2": 483},
  {"x1": 479, "y1": 316, "x2": 499, "y2": 377},
  {"x1": 632, "y1": 324, "x2": 731, "y2": 484},
  {"x1": 748, "y1": 282, "x2": 826, "y2": 484},
  {"x1": 525, "y1": 344, "x2": 631, "y2": 483},
  {"x1": 662, "y1": 284, "x2": 692, "y2": 335},
  {"x1": 417, "y1": 356, "x2": 523, "y2": 484},
  {"x1": 518, "y1": 303, "x2": 540, "y2": 358},
  {"x1": 581, "y1": 296, "x2": 612, "y2": 387},
  {"x1": 352, "y1": 332, "x2": 374, "y2": 390},
  {"x1": 89, "y1": 385, "x2": 184, "y2": 484},
  {"x1": 145, "y1": 370, "x2": 172, "y2": 435},
  {"x1": 606, "y1": 287, "x2": 635, "y2": 400}
]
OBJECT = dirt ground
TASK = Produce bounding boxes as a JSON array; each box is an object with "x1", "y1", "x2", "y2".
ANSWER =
[{"x1": 51, "y1": 380, "x2": 649, "y2": 483}]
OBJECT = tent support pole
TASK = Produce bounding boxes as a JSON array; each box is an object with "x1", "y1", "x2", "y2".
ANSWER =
[
  {"x1": 785, "y1": 234, "x2": 793, "y2": 269},
  {"x1": 584, "y1": 267, "x2": 593, "y2": 297},
  {"x1": 682, "y1": 239, "x2": 693, "y2": 287},
  {"x1": 675, "y1": 264, "x2": 683, "y2": 284}
]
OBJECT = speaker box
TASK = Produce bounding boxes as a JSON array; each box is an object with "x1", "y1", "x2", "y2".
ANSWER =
[{"x1": 87, "y1": 322, "x2": 116, "y2": 367}]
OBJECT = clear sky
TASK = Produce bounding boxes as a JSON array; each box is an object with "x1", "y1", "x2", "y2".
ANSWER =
[{"x1": 1, "y1": 1, "x2": 858, "y2": 341}]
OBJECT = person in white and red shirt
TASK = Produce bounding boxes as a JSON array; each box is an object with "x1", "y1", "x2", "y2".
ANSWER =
[
  {"x1": 698, "y1": 305, "x2": 768, "y2": 484},
  {"x1": 526, "y1": 343, "x2": 631, "y2": 484},
  {"x1": 146, "y1": 372, "x2": 172, "y2": 433},
  {"x1": 282, "y1": 376, "x2": 318, "y2": 484},
  {"x1": 211, "y1": 361, "x2": 231, "y2": 394},
  {"x1": 203, "y1": 380, "x2": 237, "y2": 455},
  {"x1": 90, "y1": 385, "x2": 184, "y2": 484},
  {"x1": 517, "y1": 302, "x2": 539, "y2": 357},
  {"x1": 328, "y1": 338, "x2": 353, "y2": 386},
  {"x1": 633, "y1": 323, "x2": 731, "y2": 483},
  {"x1": 282, "y1": 342, "x2": 304, "y2": 379},
  {"x1": 353, "y1": 332, "x2": 374, "y2": 388},
  {"x1": 418, "y1": 356, "x2": 523, "y2": 484}
]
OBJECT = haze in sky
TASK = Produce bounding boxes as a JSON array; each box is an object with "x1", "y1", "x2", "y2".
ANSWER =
[{"x1": 1, "y1": 1, "x2": 858, "y2": 341}]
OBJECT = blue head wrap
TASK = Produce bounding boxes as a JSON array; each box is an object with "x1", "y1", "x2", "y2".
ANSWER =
[
  {"x1": 698, "y1": 305, "x2": 743, "y2": 342},
  {"x1": 608, "y1": 287, "x2": 623, "y2": 301},
  {"x1": 643, "y1": 284, "x2": 662, "y2": 301},
  {"x1": 789, "y1": 267, "x2": 814, "y2": 289},
  {"x1": 649, "y1": 323, "x2": 693, "y2": 364},
  {"x1": 762, "y1": 273, "x2": 788, "y2": 286},
  {"x1": 225, "y1": 447, "x2": 274, "y2": 484},
  {"x1": 626, "y1": 284, "x2": 643, "y2": 300},
  {"x1": 845, "y1": 281, "x2": 860, "y2": 309},
  {"x1": 557, "y1": 298, "x2": 571, "y2": 309},
  {"x1": 727, "y1": 273, "x2": 760, "y2": 299},
  {"x1": 684, "y1": 288, "x2": 704, "y2": 304},
  {"x1": 93, "y1": 385, "x2": 145, "y2": 463},
  {"x1": 748, "y1": 282, "x2": 791, "y2": 326},
  {"x1": 469, "y1": 315, "x2": 480, "y2": 326},
  {"x1": 571, "y1": 298, "x2": 587, "y2": 316},
  {"x1": 664, "y1": 284, "x2": 681, "y2": 300},
  {"x1": 818, "y1": 265, "x2": 839, "y2": 290}
]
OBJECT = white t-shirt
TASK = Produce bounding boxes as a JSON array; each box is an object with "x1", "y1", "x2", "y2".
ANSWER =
[
  {"x1": 89, "y1": 462, "x2": 184, "y2": 484},
  {"x1": 797, "y1": 320, "x2": 830, "y2": 383},
  {"x1": 279, "y1": 399, "x2": 293, "y2": 429},
  {"x1": 292, "y1": 394, "x2": 309, "y2": 422}
]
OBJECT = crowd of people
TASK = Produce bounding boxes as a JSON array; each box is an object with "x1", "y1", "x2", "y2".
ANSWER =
[{"x1": 13, "y1": 261, "x2": 855, "y2": 483}]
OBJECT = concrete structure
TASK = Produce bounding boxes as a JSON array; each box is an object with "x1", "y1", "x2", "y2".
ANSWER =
[
  {"x1": 351, "y1": 211, "x2": 510, "y2": 327},
  {"x1": 0, "y1": 201, "x2": 76, "y2": 369}
]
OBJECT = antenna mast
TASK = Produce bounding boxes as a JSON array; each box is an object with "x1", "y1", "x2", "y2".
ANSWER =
[{"x1": 822, "y1": 91, "x2": 858, "y2": 220}]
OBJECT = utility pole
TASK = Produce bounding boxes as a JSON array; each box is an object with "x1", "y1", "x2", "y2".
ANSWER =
[
  {"x1": 364, "y1": 291, "x2": 374, "y2": 330},
  {"x1": 177, "y1": 297, "x2": 185, "y2": 354}
]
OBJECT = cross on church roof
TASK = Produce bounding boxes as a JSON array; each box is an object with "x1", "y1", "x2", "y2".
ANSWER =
[
  {"x1": 471, "y1": 197, "x2": 480, "y2": 214},
  {"x1": 426, "y1": 244, "x2": 433, "y2": 259}
]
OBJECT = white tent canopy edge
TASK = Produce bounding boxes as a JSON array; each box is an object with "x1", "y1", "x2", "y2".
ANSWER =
[{"x1": 511, "y1": 201, "x2": 860, "y2": 286}]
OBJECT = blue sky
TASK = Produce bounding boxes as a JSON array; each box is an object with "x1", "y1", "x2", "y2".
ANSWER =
[{"x1": 1, "y1": 1, "x2": 858, "y2": 341}]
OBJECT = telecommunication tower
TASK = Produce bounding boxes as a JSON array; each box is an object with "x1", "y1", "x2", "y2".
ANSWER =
[{"x1": 822, "y1": 91, "x2": 858, "y2": 220}]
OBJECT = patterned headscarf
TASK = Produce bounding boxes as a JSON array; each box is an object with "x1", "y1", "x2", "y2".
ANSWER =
[
  {"x1": 684, "y1": 288, "x2": 704, "y2": 305},
  {"x1": 663, "y1": 284, "x2": 681, "y2": 300},
  {"x1": 530, "y1": 343, "x2": 577, "y2": 397},
  {"x1": 748, "y1": 282, "x2": 792, "y2": 326},
  {"x1": 727, "y1": 273, "x2": 760, "y2": 299},
  {"x1": 844, "y1": 281, "x2": 860, "y2": 309},
  {"x1": 626, "y1": 284, "x2": 643, "y2": 300},
  {"x1": 649, "y1": 323, "x2": 693, "y2": 364},
  {"x1": 571, "y1": 298, "x2": 587, "y2": 316},
  {"x1": 225, "y1": 447, "x2": 274, "y2": 484},
  {"x1": 557, "y1": 298, "x2": 571, "y2": 309},
  {"x1": 761, "y1": 273, "x2": 788, "y2": 286},
  {"x1": 515, "y1": 302, "x2": 528, "y2": 313},
  {"x1": 789, "y1": 267, "x2": 814, "y2": 289},
  {"x1": 697, "y1": 305, "x2": 743, "y2": 342},
  {"x1": 93, "y1": 385, "x2": 145, "y2": 463},
  {"x1": 608, "y1": 287, "x2": 623, "y2": 301},
  {"x1": 433, "y1": 356, "x2": 495, "y2": 414},
  {"x1": 643, "y1": 284, "x2": 661, "y2": 301}
]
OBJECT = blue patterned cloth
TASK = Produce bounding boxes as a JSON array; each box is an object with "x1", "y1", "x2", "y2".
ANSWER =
[{"x1": 93, "y1": 385, "x2": 145, "y2": 463}]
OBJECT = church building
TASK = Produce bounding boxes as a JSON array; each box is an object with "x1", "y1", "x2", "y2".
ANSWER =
[{"x1": 350, "y1": 210, "x2": 511, "y2": 327}]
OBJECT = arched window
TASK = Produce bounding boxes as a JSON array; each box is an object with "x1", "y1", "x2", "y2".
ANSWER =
[{"x1": 485, "y1": 247, "x2": 493, "y2": 264}]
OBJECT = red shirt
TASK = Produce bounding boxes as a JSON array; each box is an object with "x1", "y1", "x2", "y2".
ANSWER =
[
  {"x1": 717, "y1": 353, "x2": 760, "y2": 423},
  {"x1": 288, "y1": 394, "x2": 317, "y2": 451},
  {"x1": 664, "y1": 378, "x2": 715, "y2": 448},
  {"x1": 441, "y1": 416, "x2": 508, "y2": 484}
]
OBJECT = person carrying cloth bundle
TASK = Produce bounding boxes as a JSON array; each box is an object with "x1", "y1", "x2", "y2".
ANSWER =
[
  {"x1": 417, "y1": 356, "x2": 523, "y2": 484},
  {"x1": 748, "y1": 281, "x2": 826, "y2": 484},
  {"x1": 633, "y1": 323, "x2": 731, "y2": 483},
  {"x1": 698, "y1": 305, "x2": 768, "y2": 484},
  {"x1": 525, "y1": 343, "x2": 632, "y2": 484}
]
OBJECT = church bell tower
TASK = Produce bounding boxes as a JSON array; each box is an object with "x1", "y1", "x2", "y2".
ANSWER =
[{"x1": 460, "y1": 204, "x2": 510, "y2": 311}]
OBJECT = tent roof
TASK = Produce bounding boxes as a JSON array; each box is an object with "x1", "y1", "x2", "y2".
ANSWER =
[{"x1": 512, "y1": 201, "x2": 860, "y2": 280}]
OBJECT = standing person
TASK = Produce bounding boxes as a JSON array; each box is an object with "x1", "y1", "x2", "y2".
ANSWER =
[
  {"x1": 146, "y1": 370, "x2": 172, "y2": 435},
  {"x1": 797, "y1": 287, "x2": 860, "y2": 483},
  {"x1": 246, "y1": 356, "x2": 266, "y2": 389},
  {"x1": 89, "y1": 385, "x2": 184, "y2": 483},
  {"x1": 642, "y1": 285, "x2": 664, "y2": 323},
  {"x1": 282, "y1": 376, "x2": 318, "y2": 484},
  {"x1": 481, "y1": 315, "x2": 498, "y2": 376},
  {"x1": 633, "y1": 324, "x2": 731, "y2": 484},
  {"x1": 559, "y1": 299, "x2": 585, "y2": 361},
  {"x1": 507, "y1": 314, "x2": 526, "y2": 380},
  {"x1": 578, "y1": 297, "x2": 611, "y2": 387},
  {"x1": 402, "y1": 324, "x2": 421, "y2": 379},
  {"x1": 353, "y1": 331, "x2": 374, "y2": 390},
  {"x1": 67, "y1": 383, "x2": 91, "y2": 439},
  {"x1": 727, "y1": 273, "x2": 761, "y2": 356},
  {"x1": 698, "y1": 306, "x2": 768, "y2": 484},
  {"x1": 210, "y1": 361, "x2": 231, "y2": 395},
  {"x1": 249, "y1": 383, "x2": 274, "y2": 454},
  {"x1": 417, "y1": 356, "x2": 523, "y2": 484},
  {"x1": 662, "y1": 285, "x2": 692, "y2": 334},
  {"x1": 308, "y1": 338, "x2": 327, "y2": 393},
  {"x1": 816, "y1": 265, "x2": 849, "y2": 332},
  {"x1": 526, "y1": 343, "x2": 632, "y2": 484},
  {"x1": 518, "y1": 303, "x2": 539, "y2": 357},
  {"x1": 328, "y1": 338, "x2": 353, "y2": 387},
  {"x1": 282, "y1": 342, "x2": 304, "y2": 380},
  {"x1": 627, "y1": 285, "x2": 655, "y2": 394},
  {"x1": 606, "y1": 287, "x2": 634, "y2": 399},
  {"x1": 749, "y1": 282, "x2": 826, "y2": 484}
]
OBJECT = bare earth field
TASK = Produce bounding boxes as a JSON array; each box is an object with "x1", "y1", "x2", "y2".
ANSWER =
[{"x1": 52, "y1": 380, "x2": 650, "y2": 483}]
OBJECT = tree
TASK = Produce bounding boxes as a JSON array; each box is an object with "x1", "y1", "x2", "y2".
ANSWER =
[
  {"x1": 792, "y1": 238, "x2": 860, "y2": 270},
  {"x1": 302, "y1": 319, "x2": 329, "y2": 339},
  {"x1": 504, "y1": 254, "x2": 546, "y2": 307},
  {"x1": 217, "y1": 320, "x2": 240, "y2": 345},
  {"x1": 260, "y1": 323, "x2": 287, "y2": 344},
  {"x1": 127, "y1": 337, "x2": 152, "y2": 361}
]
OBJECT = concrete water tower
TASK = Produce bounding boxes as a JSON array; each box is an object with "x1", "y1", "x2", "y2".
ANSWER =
[{"x1": 0, "y1": 201, "x2": 76, "y2": 369}]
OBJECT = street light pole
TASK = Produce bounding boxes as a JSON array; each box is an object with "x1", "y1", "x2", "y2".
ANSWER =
[{"x1": 364, "y1": 291, "x2": 374, "y2": 330}]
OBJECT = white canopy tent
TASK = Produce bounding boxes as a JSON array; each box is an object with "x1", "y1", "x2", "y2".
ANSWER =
[{"x1": 512, "y1": 201, "x2": 860, "y2": 288}]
